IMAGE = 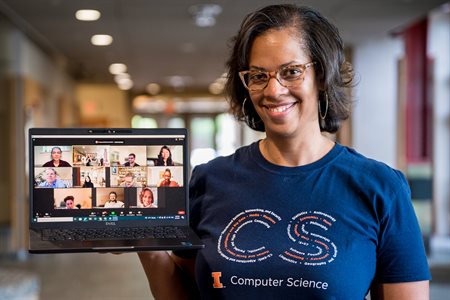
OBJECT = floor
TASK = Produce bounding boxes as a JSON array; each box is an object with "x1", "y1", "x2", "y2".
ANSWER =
[
  {"x1": 0, "y1": 249, "x2": 449, "y2": 300},
  {"x1": 0, "y1": 252, "x2": 153, "y2": 300}
]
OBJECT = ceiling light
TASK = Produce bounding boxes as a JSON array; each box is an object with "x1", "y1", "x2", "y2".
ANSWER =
[
  {"x1": 166, "y1": 75, "x2": 190, "y2": 89},
  {"x1": 114, "y1": 73, "x2": 131, "y2": 84},
  {"x1": 75, "y1": 9, "x2": 101, "y2": 21},
  {"x1": 146, "y1": 83, "x2": 161, "y2": 95},
  {"x1": 91, "y1": 34, "x2": 113, "y2": 46},
  {"x1": 109, "y1": 63, "x2": 127, "y2": 74},
  {"x1": 189, "y1": 4, "x2": 222, "y2": 27},
  {"x1": 118, "y1": 78, "x2": 133, "y2": 90}
]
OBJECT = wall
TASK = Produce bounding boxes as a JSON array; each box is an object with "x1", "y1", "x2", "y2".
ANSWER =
[
  {"x1": 76, "y1": 84, "x2": 130, "y2": 127},
  {"x1": 0, "y1": 19, "x2": 13, "y2": 226},
  {"x1": 429, "y1": 7, "x2": 450, "y2": 244},
  {"x1": 0, "y1": 18, "x2": 79, "y2": 253},
  {"x1": 352, "y1": 37, "x2": 404, "y2": 168}
]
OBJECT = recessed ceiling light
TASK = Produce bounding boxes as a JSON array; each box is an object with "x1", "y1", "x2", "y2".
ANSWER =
[
  {"x1": 91, "y1": 34, "x2": 113, "y2": 46},
  {"x1": 118, "y1": 79, "x2": 134, "y2": 90},
  {"x1": 114, "y1": 73, "x2": 131, "y2": 84},
  {"x1": 75, "y1": 9, "x2": 101, "y2": 21},
  {"x1": 109, "y1": 63, "x2": 127, "y2": 74},
  {"x1": 146, "y1": 83, "x2": 161, "y2": 95}
]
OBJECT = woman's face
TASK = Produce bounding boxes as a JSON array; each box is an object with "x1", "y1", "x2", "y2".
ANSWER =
[
  {"x1": 163, "y1": 171, "x2": 171, "y2": 182},
  {"x1": 109, "y1": 193, "x2": 117, "y2": 201},
  {"x1": 142, "y1": 190, "x2": 153, "y2": 206},
  {"x1": 65, "y1": 199, "x2": 75, "y2": 209},
  {"x1": 247, "y1": 28, "x2": 320, "y2": 139},
  {"x1": 161, "y1": 148, "x2": 170, "y2": 160},
  {"x1": 51, "y1": 148, "x2": 62, "y2": 161}
]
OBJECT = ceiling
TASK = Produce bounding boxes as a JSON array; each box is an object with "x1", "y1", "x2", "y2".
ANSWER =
[{"x1": 0, "y1": 0, "x2": 448, "y2": 95}]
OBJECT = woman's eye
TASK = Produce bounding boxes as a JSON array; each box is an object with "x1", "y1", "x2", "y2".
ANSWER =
[
  {"x1": 281, "y1": 67, "x2": 303, "y2": 79},
  {"x1": 249, "y1": 73, "x2": 268, "y2": 82}
]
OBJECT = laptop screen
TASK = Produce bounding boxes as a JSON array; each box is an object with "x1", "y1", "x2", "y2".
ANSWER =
[{"x1": 29, "y1": 128, "x2": 189, "y2": 228}]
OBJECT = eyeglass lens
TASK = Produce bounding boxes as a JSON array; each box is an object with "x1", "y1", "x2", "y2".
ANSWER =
[{"x1": 241, "y1": 63, "x2": 313, "y2": 91}]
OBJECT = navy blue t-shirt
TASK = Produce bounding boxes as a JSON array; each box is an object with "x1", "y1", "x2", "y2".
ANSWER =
[{"x1": 186, "y1": 142, "x2": 430, "y2": 299}]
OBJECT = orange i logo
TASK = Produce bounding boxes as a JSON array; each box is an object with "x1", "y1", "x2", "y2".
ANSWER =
[{"x1": 211, "y1": 272, "x2": 224, "y2": 288}]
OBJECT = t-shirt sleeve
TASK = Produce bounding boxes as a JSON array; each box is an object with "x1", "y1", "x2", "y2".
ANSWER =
[{"x1": 375, "y1": 170, "x2": 431, "y2": 283}]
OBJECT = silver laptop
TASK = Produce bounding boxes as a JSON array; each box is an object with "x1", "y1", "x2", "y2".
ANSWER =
[{"x1": 28, "y1": 128, "x2": 204, "y2": 253}]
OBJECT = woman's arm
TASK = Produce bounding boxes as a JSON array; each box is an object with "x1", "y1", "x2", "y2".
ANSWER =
[
  {"x1": 370, "y1": 281, "x2": 429, "y2": 300},
  {"x1": 138, "y1": 251, "x2": 197, "y2": 300}
]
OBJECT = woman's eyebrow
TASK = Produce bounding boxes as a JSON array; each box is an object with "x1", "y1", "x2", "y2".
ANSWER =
[{"x1": 248, "y1": 61, "x2": 300, "y2": 71}]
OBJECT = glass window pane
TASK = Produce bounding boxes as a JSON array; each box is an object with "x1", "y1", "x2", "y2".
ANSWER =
[
  {"x1": 216, "y1": 113, "x2": 239, "y2": 156},
  {"x1": 131, "y1": 115, "x2": 158, "y2": 128},
  {"x1": 167, "y1": 117, "x2": 185, "y2": 128},
  {"x1": 190, "y1": 117, "x2": 215, "y2": 167},
  {"x1": 190, "y1": 117, "x2": 215, "y2": 149}
]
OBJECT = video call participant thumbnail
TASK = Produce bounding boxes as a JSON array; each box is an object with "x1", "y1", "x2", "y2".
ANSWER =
[
  {"x1": 139, "y1": 188, "x2": 157, "y2": 208},
  {"x1": 157, "y1": 169, "x2": 179, "y2": 187},
  {"x1": 120, "y1": 172, "x2": 140, "y2": 188},
  {"x1": 42, "y1": 146, "x2": 72, "y2": 167},
  {"x1": 123, "y1": 153, "x2": 140, "y2": 167},
  {"x1": 104, "y1": 191, "x2": 125, "y2": 208},
  {"x1": 38, "y1": 168, "x2": 68, "y2": 188},
  {"x1": 155, "y1": 146, "x2": 174, "y2": 166},
  {"x1": 62, "y1": 195, "x2": 79, "y2": 209}
]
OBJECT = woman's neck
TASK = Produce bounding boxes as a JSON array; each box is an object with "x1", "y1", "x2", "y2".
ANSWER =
[{"x1": 259, "y1": 133, "x2": 334, "y2": 167}]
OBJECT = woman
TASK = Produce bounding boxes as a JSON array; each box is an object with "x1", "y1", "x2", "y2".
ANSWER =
[
  {"x1": 138, "y1": 4, "x2": 430, "y2": 299},
  {"x1": 43, "y1": 146, "x2": 72, "y2": 167},
  {"x1": 82, "y1": 175, "x2": 94, "y2": 188},
  {"x1": 139, "y1": 188, "x2": 157, "y2": 208},
  {"x1": 157, "y1": 169, "x2": 179, "y2": 187},
  {"x1": 155, "y1": 146, "x2": 174, "y2": 166}
]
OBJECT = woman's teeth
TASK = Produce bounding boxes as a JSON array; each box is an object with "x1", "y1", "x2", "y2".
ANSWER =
[{"x1": 267, "y1": 103, "x2": 294, "y2": 113}]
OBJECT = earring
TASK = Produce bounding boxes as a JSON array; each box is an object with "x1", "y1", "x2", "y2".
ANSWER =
[
  {"x1": 242, "y1": 98, "x2": 257, "y2": 129},
  {"x1": 242, "y1": 98, "x2": 248, "y2": 117},
  {"x1": 319, "y1": 91, "x2": 329, "y2": 120}
]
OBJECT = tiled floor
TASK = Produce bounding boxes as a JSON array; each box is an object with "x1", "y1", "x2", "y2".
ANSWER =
[
  {"x1": 0, "y1": 250, "x2": 449, "y2": 300},
  {"x1": 0, "y1": 252, "x2": 153, "y2": 300}
]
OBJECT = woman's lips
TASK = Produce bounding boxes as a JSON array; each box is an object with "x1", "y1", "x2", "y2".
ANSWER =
[{"x1": 263, "y1": 102, "x2": 297, "y2": 114}]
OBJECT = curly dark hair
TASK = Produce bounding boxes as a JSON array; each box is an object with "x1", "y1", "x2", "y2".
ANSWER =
[
  {"x1": 63, "y1": 195, "x2": 74, "y2": 203},
  {"x1": 225, "y1": 4, "x2": 354, "y2": 133}
]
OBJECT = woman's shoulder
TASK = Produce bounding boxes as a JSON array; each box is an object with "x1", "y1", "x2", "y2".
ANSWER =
[
  {"x1": 195, "y1": 143, "x2": 255, "y2": 170},
  {"x1": 338, "y1": 145, "x2": 408, "y2": 187},
  {"x1": 59, "y1": 160, "x2": 72, "y2": 166},
  {"x1": 191, "y1": 144, "x2": 255, "y2": 182},
  {"x1": 42, "y1": 161, "x2": 54, "y2": 167}
]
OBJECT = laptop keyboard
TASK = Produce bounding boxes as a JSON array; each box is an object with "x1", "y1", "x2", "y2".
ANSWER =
[{"x1": 42, "y1": 227, "x2": 187, "y2": 241}]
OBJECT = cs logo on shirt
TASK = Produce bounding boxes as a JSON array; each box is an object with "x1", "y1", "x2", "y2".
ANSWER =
[{"x1": 211, "y1": 272, "x2": 224, "y2": 288}]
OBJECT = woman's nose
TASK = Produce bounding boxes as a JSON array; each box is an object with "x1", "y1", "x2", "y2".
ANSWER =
[{"x1": 263, "y1": 77, "x2": 287, "y2": 98}]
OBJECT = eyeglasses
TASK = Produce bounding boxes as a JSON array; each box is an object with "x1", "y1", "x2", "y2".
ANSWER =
[{"x1": 239, "y1": 62, "x2": 316, "y2": 92}]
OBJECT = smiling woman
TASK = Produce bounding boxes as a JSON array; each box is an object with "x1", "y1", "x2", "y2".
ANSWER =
[{"x1": 138, "y1": 4, "x2": 431, "y2": 300}]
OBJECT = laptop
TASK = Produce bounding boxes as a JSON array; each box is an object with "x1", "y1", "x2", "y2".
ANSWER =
[{"x1": 28, "y1": 128, "x2": 204, "y2": 253}]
